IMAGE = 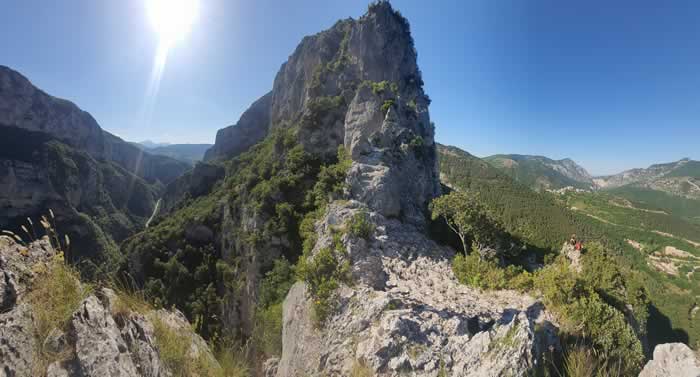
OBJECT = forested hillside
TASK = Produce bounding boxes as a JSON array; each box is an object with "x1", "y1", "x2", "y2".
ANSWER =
[{"x1": 438, "y1": 143, "x2": 700, "y2": 350}]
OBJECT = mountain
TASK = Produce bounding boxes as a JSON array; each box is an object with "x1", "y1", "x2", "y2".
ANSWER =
[
  {"x1": 0, "y1": 65, "x2": 189, "y2": 271},
  {"x1": 484, "y1": 154, "x2": 595, "y2": 191},
  {"x1": 439, "y1": 145, "x2": 608, "y2": 252},
  {"x1": 439, "y1": 143, "x2": 700, "y2": 353},
  {"x1": 122, "y1": 3, "x2": 565, "y2": 375},
  {"x1": 142, "y1": 143, "x2": 213, "y2": 165},
  {"x1": 595, "y1": 158, "x2": 700, "y2": 201},
  {"x1": 137, "y1": 139, "x2": 171, "y2": 149}
]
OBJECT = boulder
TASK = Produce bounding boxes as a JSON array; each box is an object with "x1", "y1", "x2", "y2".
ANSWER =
[{"x1": 639, "y1": 343, "x2": 700, "y2": 377}]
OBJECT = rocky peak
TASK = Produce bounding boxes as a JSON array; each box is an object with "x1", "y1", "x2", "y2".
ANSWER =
[
  {"x1": 206, "y1": 1, "x2": 439, "y2": 225},
  {"x1": 267, "y1": 4, "x2": 556, "y2": 376}
]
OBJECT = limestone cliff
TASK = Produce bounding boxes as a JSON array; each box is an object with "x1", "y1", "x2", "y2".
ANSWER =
[
  {"x1": 0, "y1": 236, "x2": 219, "y2": 377},
  {"x1": 265, "y1": 2, "x2": 557, "y2": 376}
]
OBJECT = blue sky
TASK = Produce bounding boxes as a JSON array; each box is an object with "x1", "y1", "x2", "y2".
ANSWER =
[{"x1": 2, "y1": 0, "x2": 699, "y2": 175}]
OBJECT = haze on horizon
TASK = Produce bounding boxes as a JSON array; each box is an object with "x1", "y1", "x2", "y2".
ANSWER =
[{"x1": 2, "y1": 0, "x2": 698, "y2": 175}]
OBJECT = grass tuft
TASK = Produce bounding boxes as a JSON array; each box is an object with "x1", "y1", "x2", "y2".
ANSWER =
[{"x1": 28, "y1": 253, "x2": 91, "y2": 371}]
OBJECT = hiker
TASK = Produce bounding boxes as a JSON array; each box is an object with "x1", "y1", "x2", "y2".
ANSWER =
[{"x1": 569, "y1": 234, "x2": 577, "y2": 246}]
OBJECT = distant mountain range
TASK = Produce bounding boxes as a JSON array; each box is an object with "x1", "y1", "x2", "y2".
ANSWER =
[
  {"x1": 134, "y1": 142, "x2": 213, "y2": 165},
  {"x1": 483, "y1": 154, "x2": 595, "y2": 191},
  {"x1": 481, "y1": 153, "x2": 700, "y2": 201}
]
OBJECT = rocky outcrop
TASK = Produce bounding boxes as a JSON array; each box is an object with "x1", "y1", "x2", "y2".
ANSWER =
[
  {"x1": 275, "y1": 202, "x2": 558, "y2": 376},
  {"x1": 204, "y1": 92, "x2": 273, "y2": 161},
  {"x1": 639, "y1": 343, "x2": 700, "y2": 377},
  {"x1": 158, "y1": 161, "x2": 226, "y2": 215},
  {"x1": 207, "y1": 1, "x2": 439, "y2": 226},
  {"x1": 560, "y1": 242, "x2": 582, "y2": 273},
  {"x1": 0, "y1": 236, "x2": 219, "y2": 376}
]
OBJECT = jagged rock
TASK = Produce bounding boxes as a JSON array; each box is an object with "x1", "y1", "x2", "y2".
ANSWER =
[
  {"x1": 560, "y1": 242, "x2": 582, "y2": 273},
  {"x1": 275, "y1": 202, "x2": 559, "y2": 377},
  {"x1": 263, "y1": 357, "x2": 280, "y2": 377},
  {"x1": 639, "y1": 343, "x2": 700, "y2": 377},
  {"x1": 0, "y1": 236, "x2": 219, "y2": 376},
  {"x1": 204, "y1": 92, "x2": 273, "y2": 161}
]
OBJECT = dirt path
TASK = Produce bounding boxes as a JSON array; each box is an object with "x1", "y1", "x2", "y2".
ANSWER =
[{"x1": 687, "y1": 179, "x2": 700, "y2": 192}]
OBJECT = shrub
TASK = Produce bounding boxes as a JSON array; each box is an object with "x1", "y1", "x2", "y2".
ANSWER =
[
  {"x1": 152, "y1": 316, "x2": 249, "y2": 377},
  {"x1": 348, "y1": 210, "x2": 374, "y2": 240},
  {"x1": 253, "y1": 259, "x2": 295, "y2": 357},
  {"x1": 297, "y1": 243, "x2": 351, "y2": 326},
  {"x1": 381, "y1": 99, "x2": 395, "y2": 114},
  {"x1": 452, "y1": 252, "x2": 506, "y2": 290}
]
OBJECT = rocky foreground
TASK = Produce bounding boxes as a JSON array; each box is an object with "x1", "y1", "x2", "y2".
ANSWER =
[
  {"x1": 266, "y1": 202, "x2": 560, "y2": 377},
  {"x1": 0, "y1": 236, "x2": 218, "y2": 377}
]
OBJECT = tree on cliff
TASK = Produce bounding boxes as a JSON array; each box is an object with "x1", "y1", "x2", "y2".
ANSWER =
[{"x1": 429, "y1": 191, "x2": 500, "y2": 255}]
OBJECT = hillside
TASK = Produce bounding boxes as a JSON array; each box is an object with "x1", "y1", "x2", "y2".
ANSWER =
[
  {"x1": 0, "y1": 66, "x2": 189, "y2": 273},
  {"x1": 438, "y1": 143, "x2": 700, "y2": 351},
  {"x1": 484, "y1": 153, "x2": 594, "y2": 191},
  {"x1": 595, "y1": 158, "x2": 700, "y2": 200},
  {"x1": 439, "y1": 145, "x2": 607, "y2": 252}
]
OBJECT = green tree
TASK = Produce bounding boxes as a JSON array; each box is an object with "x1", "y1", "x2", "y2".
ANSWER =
[{"x1": 429, "y1": 191, "x2": 498, "y2": 254}]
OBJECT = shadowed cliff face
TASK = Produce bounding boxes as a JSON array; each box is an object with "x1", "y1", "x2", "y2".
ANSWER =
[{"x1": 0, "y1": 65, "x2": 188, "y2": 185}]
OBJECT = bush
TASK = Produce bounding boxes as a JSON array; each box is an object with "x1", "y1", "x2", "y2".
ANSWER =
[
  {"x1": 297, "y1": 243, "x2": 351, "y2": 326},
  {"x1": 381, "y1": 99, "x2": 395, "y2": 114},
  {"x1": 253, "y1": 259, "x2": 295, "y2": 357},
  {"x1": 348, "y1": 210, "x2": 374, "y2": 240},
  {"x1": 152, "y1": 316, "x2": 249, "y2": 377}
]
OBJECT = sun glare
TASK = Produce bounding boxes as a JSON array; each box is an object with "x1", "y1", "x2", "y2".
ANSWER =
[{"x1": 146, "y1": 0, "x2": 199, "y2": 46}]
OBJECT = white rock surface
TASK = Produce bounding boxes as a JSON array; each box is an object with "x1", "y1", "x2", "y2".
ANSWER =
[{"x1": 639, "y1": 343, "x2": 700, "y2": 377}]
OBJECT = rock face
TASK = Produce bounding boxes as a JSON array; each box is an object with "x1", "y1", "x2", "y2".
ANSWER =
[
  {"x1": 275, "y1": 202, "x2": 558, "y2": 376},
  {"x1": 204, "y1": 92, "x2": 273, "y2": 161},
  {"x1": 639, "y1": 343, "x2": 700, "y2": 377},
  {"x1": 0, "y1": 236, "x2": 218, "y2": 377}
]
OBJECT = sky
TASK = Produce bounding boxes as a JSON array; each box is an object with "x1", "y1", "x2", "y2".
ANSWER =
[{"x1": 2, "y1": 0, "x2": 699, "y2": 175}]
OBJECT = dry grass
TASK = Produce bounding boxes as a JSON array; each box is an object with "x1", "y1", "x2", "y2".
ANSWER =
[
  {"x1": 350, "y1": 358, "x2": 373, "y2": 377},
  {"x1": 28, "y1": 253, "x2": 91, "y2": 372},
  {"x1": 151, "y1": 316, "x2": 249, "y2": 377}
]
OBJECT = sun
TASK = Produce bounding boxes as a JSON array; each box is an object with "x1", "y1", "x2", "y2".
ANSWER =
[{"x1": 146, "y1": 0, "x2": 199, "y2": 46}]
